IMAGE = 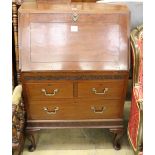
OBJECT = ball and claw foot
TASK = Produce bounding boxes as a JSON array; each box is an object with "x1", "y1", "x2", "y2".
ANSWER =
[
  {"x1": 26, "y1": 131, "x2": 36, "y2": 152},
  {"x1": 110, "y1": 128, "x2": 124, "y2": 150},
  {"x1": 113, "y1": 140, "x2": 121, "y2": 150},
  {"x1": 28, "y1": 144, "x2": 36, "y2": 152}
]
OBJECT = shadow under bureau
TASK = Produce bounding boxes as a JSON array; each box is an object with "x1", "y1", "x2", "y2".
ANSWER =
[{"x1": 18, "y1": 1, "x2": 130, "y2": 151}]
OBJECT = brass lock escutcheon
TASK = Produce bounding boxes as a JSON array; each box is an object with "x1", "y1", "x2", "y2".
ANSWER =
[{"x1": 72, "y1": 12, "x2": 79, "y2": 22}]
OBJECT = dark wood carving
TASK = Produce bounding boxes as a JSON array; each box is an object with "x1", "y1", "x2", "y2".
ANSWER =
[
  {"x1": 12, "y1": 102, "x2": 25, "y2": 155},
  {"x1": 24, "y1": 75, "x2": 126, "y2": 81}
]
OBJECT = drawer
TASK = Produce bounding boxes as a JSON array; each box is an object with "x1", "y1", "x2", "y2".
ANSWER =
[
  {"x1": 78, "y1": 80, "x2": 124, "y2": 99},
  {"x1": 27, "y1": 99, "x2": 123, "y2": 120},
  {"x1": 25, "y1": 82, "x2": 73, "y2": 100},
  {"x1": 79, "y1": 99, "x2": 123, "y2": 119},
  {"x1": 27, "y1": 100, "x2": 75, "y2": 120}
]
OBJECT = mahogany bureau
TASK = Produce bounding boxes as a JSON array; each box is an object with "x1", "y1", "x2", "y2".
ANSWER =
[{"x1": 18, "y1": 1, "x2": 130, "y2": 151}]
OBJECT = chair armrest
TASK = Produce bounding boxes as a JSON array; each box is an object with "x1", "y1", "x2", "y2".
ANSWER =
[
  {"x1": 12, "y1": 84, "x2": 22, "y2": 105},
  {"x1": 12, "y1": 84, "x2": 23, "y2": 116},
  {"x1": 130, "y1": 25, "x2": 143, "y2": 86}
]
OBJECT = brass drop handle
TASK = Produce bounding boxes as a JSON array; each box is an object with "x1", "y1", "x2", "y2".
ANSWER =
[
  {"x1": 91, "y1": 106, "x2": 106, "y2": 114},
  {"x1": 92, "y1": 88, "x2": 108, "y2": 95},
  {"x1": 43, "y1": 107, "x2": 59, "y2": 115},
  {"x1": 41, "y1": 88, "x2": 59, "y2": 96}
]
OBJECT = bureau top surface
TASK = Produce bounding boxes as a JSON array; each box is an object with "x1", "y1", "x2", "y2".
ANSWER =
[
  {"x1": 19, "y1": 2, "x2": 129, "y2": 14},
  {"x1": 19, "y1": 2, "x2": 130, "y2": 72}
]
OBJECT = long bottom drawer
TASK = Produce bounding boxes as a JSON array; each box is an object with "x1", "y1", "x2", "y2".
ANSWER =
[{"x1": 27, "y1": 99, "x2": 124, "y2": 120}]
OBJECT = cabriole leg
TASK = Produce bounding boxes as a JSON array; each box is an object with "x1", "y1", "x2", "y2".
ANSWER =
[
  {"x1": 26, "y1": 130, "x2": 36, "y2": 152},
  {"x1": 109, "y1": 128, "x2": 124, "y2": 150}
]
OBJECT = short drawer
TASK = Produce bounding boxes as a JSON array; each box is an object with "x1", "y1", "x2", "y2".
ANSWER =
[
  {"x1": 25, "y1": 82, "x2": 73, "y2": 100},
  {"x1": 27, "y1": 99, "x2": 123, "y2": 120},
  {"x1": 78, "y1": 80, "x2": 124, "y2": 99}
]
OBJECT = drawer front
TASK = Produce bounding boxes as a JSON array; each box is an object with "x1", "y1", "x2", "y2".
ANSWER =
[
  {"x1": 27, "y1": 100, "x2": 76, "y2": 120},
  {"x1": 25, "y1": 82, "x2": 73, "y2": 100},
  {"x1": 79, "y1": 99, "x2": 123, "y2": 119},
  {"x1": 27, "y1": 99, "x2": 123, "y2": 120},
  {"x1": 78, "y1": 80, "x2": 124, "y2": 99}
]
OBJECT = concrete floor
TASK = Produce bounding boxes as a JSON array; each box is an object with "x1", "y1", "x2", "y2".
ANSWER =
[{"x1": 23, "y1": 101, "x2": 134, "y2": 155}]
